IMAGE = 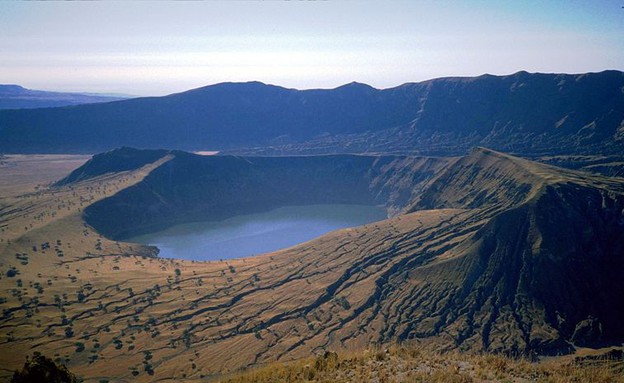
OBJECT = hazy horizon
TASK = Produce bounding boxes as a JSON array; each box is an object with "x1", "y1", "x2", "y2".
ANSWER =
[
  {"x1": 1, "y1": 1, "x2": 623, "y2": 96},
  {"x1": 6, "y1": 68, "x2": 624, "y2": 99}
]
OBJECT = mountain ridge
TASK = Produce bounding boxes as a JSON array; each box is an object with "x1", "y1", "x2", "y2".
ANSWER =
[{"x1": 1, "y1": 70, "x2": 622, "y2": 155}]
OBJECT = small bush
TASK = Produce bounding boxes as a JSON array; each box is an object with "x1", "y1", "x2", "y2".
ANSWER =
[{"x1": 11, "y1": 353, "x2": 77, "y2": 383}]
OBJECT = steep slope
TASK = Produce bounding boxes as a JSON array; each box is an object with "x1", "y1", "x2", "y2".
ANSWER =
[
  {"x1": 449, "y1": 182, "x2": 624, "y2": 352},
  {"x1": 1, "y1": 148, "x2": 623, "y2": 382},
  {"x1": 409, "y1": 148, "x2": 544, "y2": 210},
  {"x1": 0, "y1": 84, "x2": 129, "y2": 110},
  {"x1": 388, "y1": 148, "x2": 624, "y2": 354},
  {"x1": 0, "y1": 71, "x2": 622, "y2": 155}
]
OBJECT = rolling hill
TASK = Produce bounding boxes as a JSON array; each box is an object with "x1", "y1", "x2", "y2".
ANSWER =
[
  {"x1": 0, "y1": 147, "x2": 623, "y2": 382},
  {"x1": 0, "y1": 71, "x2": 623, "y2": 155}
]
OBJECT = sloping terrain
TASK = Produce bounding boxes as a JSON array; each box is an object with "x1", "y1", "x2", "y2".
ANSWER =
[
  {"x1": 0, "y1": 85, "x2": 129, "y2": 110},
  {"x1": 0, "y1": 71, "x2": 622, "y2": 155},
  {"x1": 0, "y1": 148, "x2": 623, "y2": 382}
]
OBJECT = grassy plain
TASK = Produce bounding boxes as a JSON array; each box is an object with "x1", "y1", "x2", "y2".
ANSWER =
[{"x1": 0, "y1": 154, "x2": 90, "y2": 197}]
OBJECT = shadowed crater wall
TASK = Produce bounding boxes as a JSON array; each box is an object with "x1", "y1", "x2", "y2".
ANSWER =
[{"x1": 81, "y1": 150, "x2": 450, "y2": 239}]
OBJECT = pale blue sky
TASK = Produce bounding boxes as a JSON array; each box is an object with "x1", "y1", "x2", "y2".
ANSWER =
[{"x1": 1, "y1": 1, "x2": 622, "y2": 96}]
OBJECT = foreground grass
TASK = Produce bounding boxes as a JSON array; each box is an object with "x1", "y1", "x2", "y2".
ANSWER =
[{"x1": 220, "y1": 345, "x2": 624, "y2": 383}]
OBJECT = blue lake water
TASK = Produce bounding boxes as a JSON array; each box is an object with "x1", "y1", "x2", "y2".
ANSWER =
[{"x1": 128, "y1": 204, "x2": 386, "y2": 261}]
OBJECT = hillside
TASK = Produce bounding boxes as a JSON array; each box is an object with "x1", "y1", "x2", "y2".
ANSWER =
[
  {"x1": 0, "y1": 148, "x2": 623, "y2": 382},
  {"x1": 0, "y1": 85, "x2": 129, "y2": 110},
  {"x1": 0, "y1": 71, "x2": 623, "y2": 155}
]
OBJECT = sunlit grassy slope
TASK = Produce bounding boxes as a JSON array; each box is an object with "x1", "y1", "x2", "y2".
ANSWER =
[{"x1": 221, "y1": 344, "x2": 624, "y2": 383}]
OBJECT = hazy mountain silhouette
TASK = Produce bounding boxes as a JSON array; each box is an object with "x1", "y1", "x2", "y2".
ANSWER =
[
  {"x1": 0, "y1": 84, "x2": 130, "y2": 110},
  {"x1": 0, "y1": 71, "x2": 622, "y2": 155}
]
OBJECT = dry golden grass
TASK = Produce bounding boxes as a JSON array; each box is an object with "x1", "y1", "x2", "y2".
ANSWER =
[
  {"x1": 221, "y1": 344, "x2": 624, "y2": 383},
  {"x1": 0, "y1": 154, "x2": 90, "y2": 197}
]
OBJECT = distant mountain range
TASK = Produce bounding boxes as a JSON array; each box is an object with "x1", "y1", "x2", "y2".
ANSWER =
[
  {"x1": 0, "y1": 84, "x2": 131, "y2": 110},
  {"x1": 0, "y1": 71, "x2": 623, "y2": 155}
]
